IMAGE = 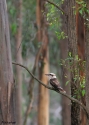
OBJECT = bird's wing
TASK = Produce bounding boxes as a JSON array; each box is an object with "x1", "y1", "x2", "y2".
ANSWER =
[
  {"x1": 50, "y1": 78, "x2": 60, "y2": 89},
  {"x1": 50, "y1": 78, "x2": 66, "y2": 93}
]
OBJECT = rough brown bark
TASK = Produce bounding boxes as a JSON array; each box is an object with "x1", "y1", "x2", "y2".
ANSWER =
[
  {"x1": 60, "y1": 1, "x2": 71, "y2": 125},
  {"x1": 85, "y1": 0, "x2": 89, "y2": 125},
  {"x1": 36, "y1": 0, "x2": 49, "y2": 125},
  {"x1": 60, "y1": 41, "x2": 71, "y2": 125},
  {"x1": 15, "y1": 1, "x2": 23, "y2": 125},
  {"x1": 67, "y1": 0, "x2": 80, "y2": 124},
  {"x1": 76, "y1": 3, "x2": 86, "y2": 125},
  {"x1": 0, "y1": 0, "x2": 16, "y2": 124},
  {"x1": 76, "y1": 7, "x2": 85, "y2": 61}
]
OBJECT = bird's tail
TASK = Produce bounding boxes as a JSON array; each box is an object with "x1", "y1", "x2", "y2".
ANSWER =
[{"x1": 58, "y1": 87, "x2": 66, "y2": 93}]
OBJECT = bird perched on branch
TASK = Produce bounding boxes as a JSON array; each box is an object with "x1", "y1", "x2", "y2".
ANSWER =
[{"x1": 45, "y1": 73, "x2": 66, "y2": 93}]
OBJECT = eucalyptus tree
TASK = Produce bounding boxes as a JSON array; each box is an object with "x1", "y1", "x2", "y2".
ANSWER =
[{"x1": 0, "y1": 0, "x2": 16, "y2": 123}]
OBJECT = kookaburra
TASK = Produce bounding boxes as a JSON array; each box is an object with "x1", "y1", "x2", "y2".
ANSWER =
[{"x1": 45, "y1": 73, "x2": 66, "y2": 93}]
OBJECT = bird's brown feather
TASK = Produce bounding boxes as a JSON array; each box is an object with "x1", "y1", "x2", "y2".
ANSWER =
[{"x1": 50, "y1": 78, "x2": 66, "y2": 93}]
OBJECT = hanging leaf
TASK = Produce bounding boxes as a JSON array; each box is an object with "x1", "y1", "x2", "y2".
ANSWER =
[
  {"x1": 82, "y1": 89, "x2": 86, "y2": 96},
  {"x1": 65, "y1": 80, "x2": 70, "y2": 85}
]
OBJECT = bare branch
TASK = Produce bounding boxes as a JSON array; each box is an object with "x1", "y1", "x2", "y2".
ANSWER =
[
  {"x1": 12, "y1": 62, "x2": 88, "y2": 116},
  {"x1": 12, "y1": 62, "x2": 52, "y2": 89},
  {"x1": 46, "y1": 0, "x2": 67, "y2": 16},
  {"x1": 28, "y1": 45, "x2": 43, "y2": 93}
]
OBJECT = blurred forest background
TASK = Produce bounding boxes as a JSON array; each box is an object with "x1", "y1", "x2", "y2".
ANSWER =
[
  {"x1": 7, "y1": 0, "x2": 70, "y2": 125},
  {"x1": 1, "y1": 0, "x2": 89, "y2": 125}
]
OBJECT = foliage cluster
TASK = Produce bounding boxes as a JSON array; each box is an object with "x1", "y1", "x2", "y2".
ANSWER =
[{"x1": 59, "y1": 52, "x2": 85, "y2": 97}]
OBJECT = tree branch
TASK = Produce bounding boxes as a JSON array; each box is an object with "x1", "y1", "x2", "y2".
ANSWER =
[
  {"x1": 45, "y1": 0, "x2": 67, "y2": 16},
  {"x1": 12, "y1": 62, "x2": 88, "y2": 116},
  {"x1": 28, "y1": 44, "x2": 43, "y2": 93}
]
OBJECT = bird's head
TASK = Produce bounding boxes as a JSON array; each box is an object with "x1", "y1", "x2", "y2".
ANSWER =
[{"x1": 45, "y1": 73, "x2": 57, "y2": 80}]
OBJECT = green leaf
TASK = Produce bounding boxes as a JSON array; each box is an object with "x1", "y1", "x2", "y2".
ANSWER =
[
  {"x1": 11, "y1": 23, "x2": 17, "y2": 35},
  {"x1": 65, "y1": 57, "x2": 73, "y2": 61},
  {"x1": 75, "y1": 55, "x2": 78, "y2": 60},
  {"x1": 65, "y1": 80, "x2": 70, "y2": 85},
  {"x1": 79, "y1": 9, "x2": 83, "y2": 15},
  {"x1": 73, "y1": 77, "x2": 77, "y2": 82},
  {"x1": 9, "y1": 6, "x2": 16, "y2": 16},
  {"x1": 76, "y1": 0, "x2": 85, "y2": 5},
  {"x1": 86, "y1": 9, "x2": 89, "y2": 14},
  {"x1": 68, "y1": 52, "x2": 72, "y2": 57},
  {"x1": 82, "y1": 89, "x2": 85, "y2": 96}
]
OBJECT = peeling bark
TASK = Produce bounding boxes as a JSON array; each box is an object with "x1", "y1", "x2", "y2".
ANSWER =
[
  {"x1": 67, "y1": 0, "x2": 80, "y2": 124},
  {"x1": 0, "y1": 0, "x2": 16, "y2": 124}
]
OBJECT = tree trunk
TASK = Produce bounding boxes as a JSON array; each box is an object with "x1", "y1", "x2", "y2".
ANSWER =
[
  {"x1": 85, "y1": 0, "x2": 89, "y2": 124},
  {"x1": 67, "y1": 0, "x2": 80, "y2": 124},
  {"x1": 38, "y1": 43, "x2": 49, "y2": 125},
  {"x1": 60, "y1": 1, "x2": 71, "y2": 125},
  {"x1": 60, "y1": 41, "x2": 71, "y2": 125},
  {"x1": 76, "y1": 3, "x2": 86, "y2": 125},
  {"x1": 36, "y1": 0, "x2": 49, "y2": 125},
  {"x1": 15, "y1": 1, "x2": 23, "y2": 125},
  {"x1": 0, "y1": 0, "x2": 16, "y2": 124}
]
